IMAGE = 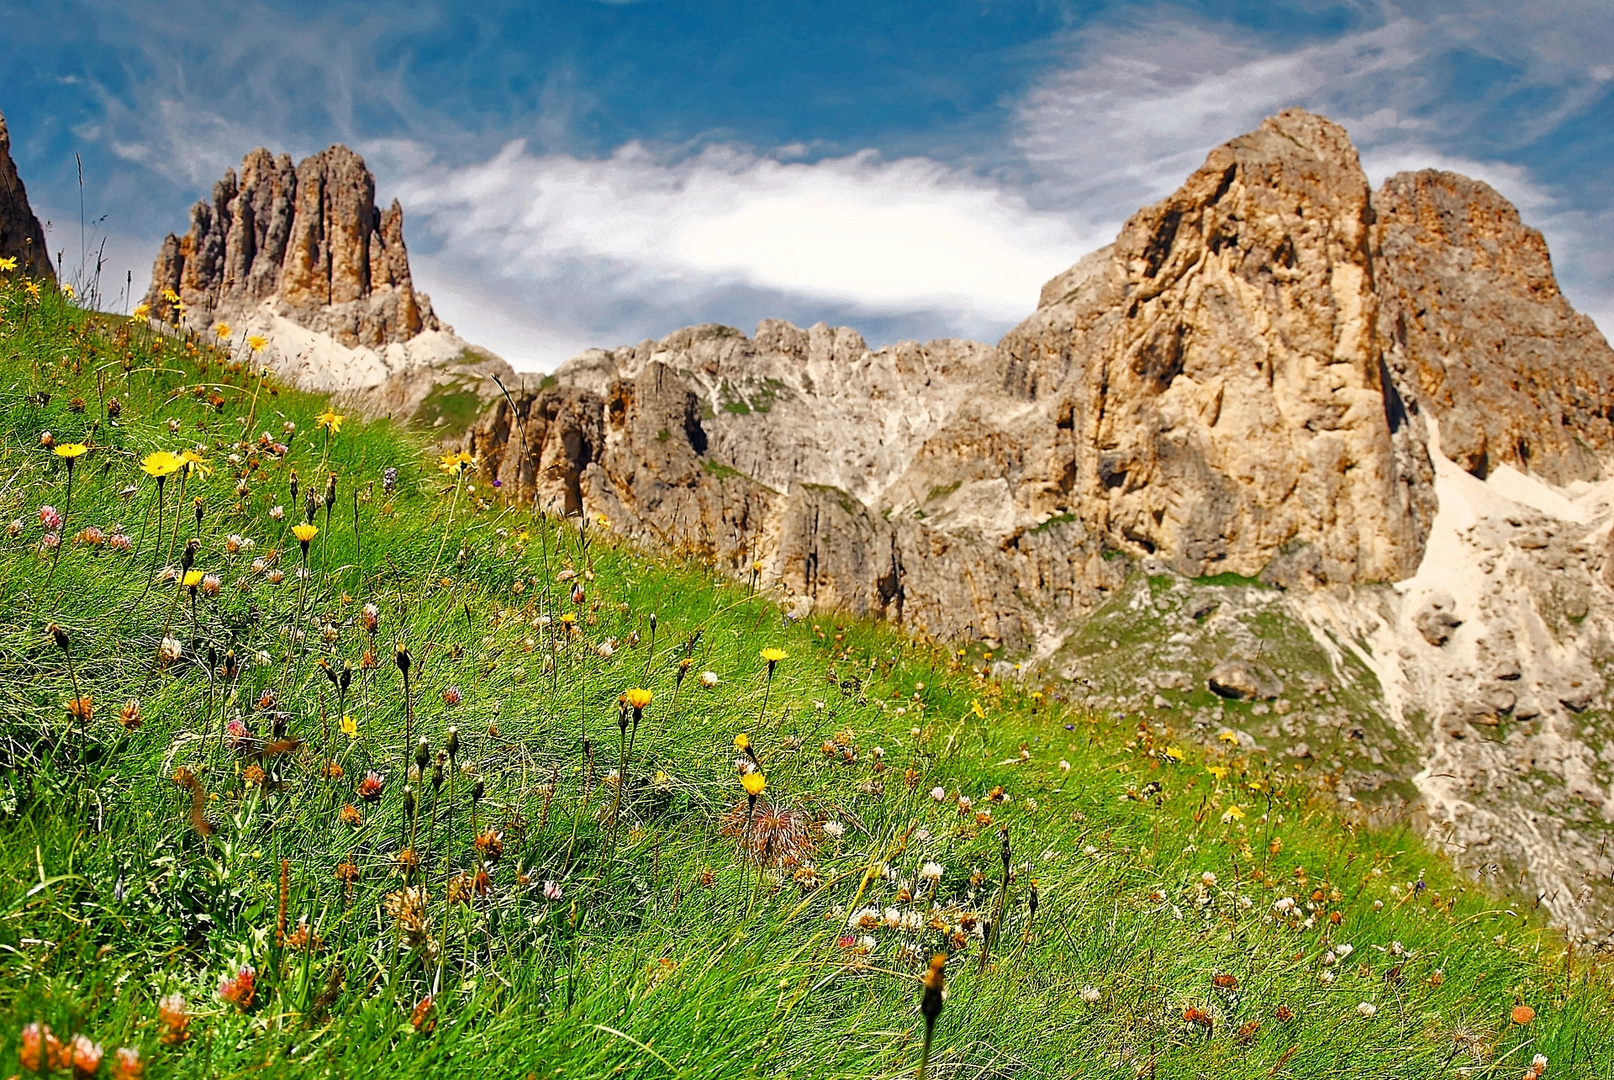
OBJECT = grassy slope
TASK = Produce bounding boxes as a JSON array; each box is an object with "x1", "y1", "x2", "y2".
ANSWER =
[{"x1": 0, "y1": 286, "x2": 1610, "y2": 1079}]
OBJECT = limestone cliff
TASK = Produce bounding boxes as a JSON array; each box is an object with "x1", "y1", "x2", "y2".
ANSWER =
[
  {"x1": 465, "y1": 109, "x2": 1610, "y2": 648},
  {"x1": 0, "y1": 109, "x2": 53, "y2": 280}
]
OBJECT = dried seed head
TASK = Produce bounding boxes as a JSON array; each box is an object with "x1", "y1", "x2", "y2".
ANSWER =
[{"x1": 395, "y1": 645, "x2": 412, "y2": 676}]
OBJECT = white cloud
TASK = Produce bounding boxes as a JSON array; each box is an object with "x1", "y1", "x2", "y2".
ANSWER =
[{"x1": 377, "y1": 138, "x2": 1096, "y2": 368}]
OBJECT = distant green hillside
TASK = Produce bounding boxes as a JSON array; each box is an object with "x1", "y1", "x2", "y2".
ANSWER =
[{"x1": 0, "y1": 279, "x2": 1606, "y2": 1078}]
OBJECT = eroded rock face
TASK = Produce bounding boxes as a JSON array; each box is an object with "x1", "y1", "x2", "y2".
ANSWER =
[
  {"x1": 145, "y1": 145, "x2": 438, "y2": 348},
  {"x1": 0, "y1": 110, "x2": 53, "y2": 280},
  {"x1": 1002, "y1": 109, "x2": 1436, "y2": 588},
  {"x1": 1377, "y1": 170, "x2": 1614, "y2": 484}
]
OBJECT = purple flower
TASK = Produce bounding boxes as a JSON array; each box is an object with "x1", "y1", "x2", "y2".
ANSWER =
[{"x1": 224, "y1": 719, "x2": 249, "y2": 748}]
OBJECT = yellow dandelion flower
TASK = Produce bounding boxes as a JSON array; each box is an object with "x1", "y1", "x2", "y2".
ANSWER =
[
  {"x1": 0, "y1": 256, "x2": 16, "y2": 271},
  {"x1": 61, "y1": 283, "x2": 75, "y2": 299},
  {"x1": 182, "y1": 570, "x2": 204, "y2": 588},
  {"x1": 316, "y1": 408, "x2": 345, "y2": 434},
  {"x1": 131, "y1": 301, "x2": 150, "y2": 320},
  {"x1": 214, "y1": 322, "x2": 232, "y2": 340},
  {"x1": 292, "y1": 523, "x2": 319, "y2": 543},
  {"x1": 140, "y1": 451, "x2": 185, "y2": 478},
  {"x1": 1206, "y1": 765, "x2": 1229, "y2": 781},
  {"x1": 247, "y1": 334, "x2": 268, "y2": 353},
  {"x1": 1216, "y1": 730, "x2": 1240, "y2": 746},
  {"x1": 25, "y1": 280, "x2": 41, "y2": 299},
  {"x1": 52, "y1": 442, "x2": 90, "y2": 459},
  {"x1": 1162, "y1": 746, "x2": 1185, "y2": 761},
  {"x1": 733, "y1": 733, "x2": 750, "y2": 751},
  {"x1": 341, "y1": 714, "x2": 358, "y2": 738},
  {"x1": 760, "y1": 647, "x2": 788, "y2": 664},
  {"x1": 180, "y1": 450, "x2": 211, "y2": 478},
  {"x1": 1221, "y1": 805, "x2": 1247, "y2": 823},
  {"x1": 741, "y1": 772, "x2": 767, "y2": 797},
  {"x1": 971, "y1": 700, "x2": 986, "y2": 720},
  {"x1": 624, "y1": 687, "x2": 653, "y2": 710},
  {"x1": 161, "y1": 287, "x2": 180, "y2": 303}
]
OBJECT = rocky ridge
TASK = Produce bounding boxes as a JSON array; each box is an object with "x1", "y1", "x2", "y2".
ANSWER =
[
  {"x1": 461, "y1": 109, "x2": 1614, "y2": 938},
  {"x1": 0, "y1": 109, "x2": 53, "y2": 280},
  {"x1": 144, "y1": 145, "x2": 509, "y2": 406}
]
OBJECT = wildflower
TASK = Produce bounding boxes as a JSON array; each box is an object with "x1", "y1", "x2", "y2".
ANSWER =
[
  {"x1": 411, "y1": 996, "x2": 436, "y2": 1033},
  {"x1": 1080, "y1": 985, "x2": 1102, "y2": 1003},
  {"x1": 53, "y1": 441, "x2": 90, "y2": 461},
  {"x1": 442, "y1": 685, "x2": 462, "y2": 706},
  {"x1": 362, "y1": 602, "x2": 380, "y2": 634},
  {"x1": 214, "y1": 322, "x2": 232, "y2": 339},
  {"x1": 335, "y1": 859, "x2": 361, "y2": 887},
  {"x1": 269, "y1": 504, "x2": 285, "y2": 520},
  {"x1": 158, "y1": 636, "x2": 183, "y2": 663},
  {"x1": 742, "y1": 771, "x2": 767, "y2": 798},
  {"x1": 822, "y1": 820, "x2": 845, "y2": 838},
  {"x1": 341, "y1": 714, "x2": 358, "y2": 738},
  {"x1": 1511, "y1": 1004, "x2": 1536, "y2": 1025},
  {"x1": 1200, "y1": 871, "x2": 1217, "y2": 886},
  {"x1": 357, "y1": 771, "x2": 385, "y2": 802},
  {"x1": 595, "y1": 639, "x2": 614, "y2": 658},
  {"x1": 919, "y1": 861, "x2": 944, "y2": 884},
  {"x1": 1059, "y1": 759, "x2": 1071, "y2": 773},
  {"x1": 113, "y1": 1046, "x2": 144, "y2": 1080},
  {"x1": 1356, "y1": 1001, "x2": 1377, "y2": 1018},
  {"x1": 340, "y1": 804, "x2": 363, "y2": 827},
  {"x1": 0, "y1": 255, "x2": 14, "y2": 270},
  {"x1": 179, "y1": 449, "x2": 211, "y2": 477},
  {"x1": 119, "y1": 699, "x2": 142, "y2": 730},
  {"x1": 624, "y1": 686, "x2": 653, "y2": 720},
  {"x1": 1531, "y1": 1054, "x2": 1549, "y2": 1077},
  {"x1": 39, "y1": 504, "x2": 63, "y2": 531},
  {"x1": 218, "y1": 964, "x2": 257, "y2": 1010},
  {"x1": 292, "y1": 521, "x2": 317, "y2": 556},
  {"x1": 930, "y1": 786, "x2": 946, "y2": 801},
  {"x1": 20, "y1": 1022, "x2": 62, "y2": 1072},
  {"x1": 543, "y1": 880, "x2": 563, "y2": 901},
  {"x1": 316, "y1": 408, "x2": 345, "y2": 434},
  {"x1": 700, "y1": 670, "x2": 719, "y2": 688},
  {"x1": 140, "y1": 451, "x2": 185, "y2": 479},
  {"x1": 761, "y1": 646, "x2": 788, "y2": 671},
  {"x1": 247, "y1": 334, "x2": 268, "y2": 352}
]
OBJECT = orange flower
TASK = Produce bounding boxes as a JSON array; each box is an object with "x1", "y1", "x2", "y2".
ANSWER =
[{"x1": 1512, "y1": 1004, "x2": 1536, "y2": 1025}]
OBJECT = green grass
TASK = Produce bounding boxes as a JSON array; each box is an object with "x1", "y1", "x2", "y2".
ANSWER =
[{"x1": 0, "y1": 281, "x2": 1611, "y2": 1078}]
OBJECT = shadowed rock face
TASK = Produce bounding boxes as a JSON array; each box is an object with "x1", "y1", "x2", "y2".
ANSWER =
[
  {"x1": 0, "y1": 110, "x2": 53, "y2": 280},
  {"x1": 462, "y1": 109, "x2": 1614, "y2": 653},
  {"x1": 145, "y1": 145, "x2": 438, "y2": 348}
]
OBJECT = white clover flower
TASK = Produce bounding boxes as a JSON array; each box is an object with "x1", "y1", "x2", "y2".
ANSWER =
[
  {"x1": 930, "y1": 786, "x2": 946, "y2": 801},
  {"x1": 919, "y1": 861, "x2": 944, "y2": 883},
  {"x1": 700, "y1": 670, "x2": 719, "y2": 688}
]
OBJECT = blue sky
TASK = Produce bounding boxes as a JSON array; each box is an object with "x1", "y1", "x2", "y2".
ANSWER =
[{"x1": 2, "y1": 0, "x2": 1611, "y2": 369}]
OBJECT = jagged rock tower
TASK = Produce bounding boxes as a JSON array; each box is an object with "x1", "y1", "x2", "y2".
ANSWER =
[{"x1": 146, "y1": 145, "x2": 438, "y2": 347}]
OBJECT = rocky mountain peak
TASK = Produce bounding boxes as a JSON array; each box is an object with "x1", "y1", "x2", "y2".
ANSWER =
[
  {"x1": 1376, "y1": 168, "x2": 1614, "y2": 484},
  {"x1": 0, "y1": 109, "x2": 53, "y2": 280},
  {"x1": 145, "y1": 144, "x2": 439, "y2": 348}
]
